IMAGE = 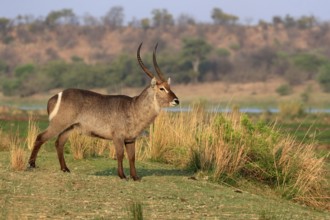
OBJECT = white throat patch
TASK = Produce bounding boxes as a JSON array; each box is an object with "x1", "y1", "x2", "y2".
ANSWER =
[{"x1": 49, "y1": 92, "x2": 62, "y2": 121}]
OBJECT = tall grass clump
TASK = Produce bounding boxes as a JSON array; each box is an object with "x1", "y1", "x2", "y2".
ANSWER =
[
  {"x1": 278, "y1": 102, "x2": 305, "y2": 119},
  {"x1": 144, "y1": 107, "x2": 328, "y2": 209},
  {"x1": 126, "y1": 202, "x2": 144, "y2": 220},
  {"x1": 26, "y1": 115, "x2": 40, "y2": 151},
  {"x1": 10, "y1": 133, "x2": 27, "y2": 171},
  {"x1": 69, "y1": 130, "x2": 110, "y2": 159},
  {"x1": 0, "y1": 127, "x2": 11, "y2": 151}
]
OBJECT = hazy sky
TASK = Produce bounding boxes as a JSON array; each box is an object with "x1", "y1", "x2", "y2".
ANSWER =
[{"x1": 1, "y1": 0, "x2": 329, "y2": 24}]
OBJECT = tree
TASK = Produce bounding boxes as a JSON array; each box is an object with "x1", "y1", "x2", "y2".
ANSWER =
[
  {"x1": 297, "y1": 15, "x2": 317, "y2": 29},
  {"x1": 103, "y1": 6, "x2": 124, "y2": 29},
  {"x1": 318, "y1": 63, "x2": 330, "y2": 92},
  {"x1": 109, "y1": 54, "x2": 144, "y2": 87},
  {"x1": 292, "y1": 53, "x2": 326, "y2": 80},
  {"x1": 181, "y1": 38, "x2": 212, "y2": 83},
  {"x1": 272, "y1": 16, "x2": 283, "y2": 26},
  {"x1": 0, "y1": 60, "x2": 9, "y2": 74},
  {"x1": 283, "y1": 14, "x2": 296, "y2": 28},
  {"x1": 0, "y1": 17, "x2": 11, "y2": 33},
  {"x1": 83, "y1": 13, "x2": 101, "y2": 26},
  {"x1": 140, "y1": 18, "x2": 150, "y2": 30},
  {"x1": 45, "y1": 9, "x2": 77, "y2": 28},
  {"x1": 151, "y1": 9, "x2": 174, "y2": 27},
  {"x1": 177, "y1": 14, "x2": 195, "y2": 26},
  {"x1": 15, "y1": 63, "x2": 35, "y2": 78},
  {"x1": 211, "y1": 7, "x2": 238, "y2": 25}
]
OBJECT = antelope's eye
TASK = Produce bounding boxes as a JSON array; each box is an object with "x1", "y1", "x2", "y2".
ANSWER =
[{"x1": 160, "y1": 87, "x2": 165, "y2": 91}]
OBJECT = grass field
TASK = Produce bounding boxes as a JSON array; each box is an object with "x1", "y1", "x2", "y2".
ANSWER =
[
  {"x1": 0, "y1": 87, "x2": 330, "y2": 219},
  {"x1": 0, "y1": 112, "x2": 329, "y2": 219},
  {"x1": 0, "y1": 152, "x2": 328, "y2": 219}
]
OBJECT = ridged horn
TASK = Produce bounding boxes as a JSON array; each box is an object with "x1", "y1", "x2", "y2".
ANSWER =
[
  {"x1": 153, "y1": 43, "x2": 166, "y2": 82},
  {"x1": 137, "y1": 42, "x2": 154, "y2": 79}
]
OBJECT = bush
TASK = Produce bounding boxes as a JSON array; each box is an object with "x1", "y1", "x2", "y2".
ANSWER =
[
  {"x1": 216, "y1": 48, "x2": 231, "y2": 57},
  {"x1": 278, "y1": 102, "x2": 305, "y2": 119},
  {"x1": 276, "y1": 84, "x2": 292, "y2": 96}
]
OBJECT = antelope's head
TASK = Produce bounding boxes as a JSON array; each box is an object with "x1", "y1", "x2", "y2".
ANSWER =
[{"x1": 137, "y1": 43, "x2": 179, "y2": 107}]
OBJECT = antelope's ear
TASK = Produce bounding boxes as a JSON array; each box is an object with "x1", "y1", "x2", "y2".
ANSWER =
[
  {"x1": 167, "y1": 77, "x2": 171, "y2": 85},
  {"x1": 151, "y1": 77, "x2": 157, "y2": 88}
]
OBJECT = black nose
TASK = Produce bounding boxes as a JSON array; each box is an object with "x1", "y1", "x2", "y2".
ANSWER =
[{"x1": 174, "y1": 99, "x2": 180, "y2": 105}]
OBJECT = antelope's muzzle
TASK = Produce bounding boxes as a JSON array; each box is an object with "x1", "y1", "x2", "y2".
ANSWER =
[{"x1": 170, "y1": 98, "x2": 180, "y2": 106}]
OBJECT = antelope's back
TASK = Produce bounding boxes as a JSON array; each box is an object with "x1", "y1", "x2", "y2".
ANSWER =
[{"x1": 47, "y1": 88, "x2": 134, "y2": 130}]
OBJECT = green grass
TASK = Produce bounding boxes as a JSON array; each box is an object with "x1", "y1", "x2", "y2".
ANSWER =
[
  {"x1": 0, "y1": 120, "x2": 48, "y2": 139},
  {"x1": 276, "y1": 121, "x2": 330, "y2": 145},
  {"x1": 0, "y1": 152, "x2": 328, "y2": 219}
]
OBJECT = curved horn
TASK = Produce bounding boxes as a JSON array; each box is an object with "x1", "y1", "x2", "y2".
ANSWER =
[
  {"x1": 153, "y1": 43, "x2": 166, "y2": 82},
  {"x1": 137, "y1": 42, "x2": 154, "y2": 79}
]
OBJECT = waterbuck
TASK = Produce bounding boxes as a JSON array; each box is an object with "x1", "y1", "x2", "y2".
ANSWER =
[{"x1": 28, "y1": 43, "x2": 179, "y2": 181}]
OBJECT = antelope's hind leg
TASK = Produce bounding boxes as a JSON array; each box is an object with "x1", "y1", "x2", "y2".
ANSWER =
[{"x1": 55, "y1": 125, "x2": 77, "y2": 172}]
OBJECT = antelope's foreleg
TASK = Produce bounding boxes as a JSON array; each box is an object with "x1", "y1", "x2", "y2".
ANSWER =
[
  {"x1": 125, "y1": 141, "x2": 140, "y2": 181},
  {"x1": 114, "y1": 139, "x2": 126, "y2": 179}
]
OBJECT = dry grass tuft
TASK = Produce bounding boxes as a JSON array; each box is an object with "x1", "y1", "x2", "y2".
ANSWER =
[
  {"x1": 0, "y1": 127, "x2": 11, "y2": 151},
  {"x1": 273, "y1": 138, "x2": 329, "y2": 208},
  {"x1": 10, "y1": 134, "x2": 27, "y2": 171},
  {"x1": 26, "y1": 114, "x2": 40, "y2": 151},
  {"x1": 69, "y1": 130, "x2": 92, "y2": 159},
  {"x1": 69, "y1": 129, "x2": 111, "y2": 159}
]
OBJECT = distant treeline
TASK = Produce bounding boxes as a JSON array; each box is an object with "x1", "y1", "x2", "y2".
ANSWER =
[{"x1": 0, "y1": 7, "x2": 330, "y2": 96}]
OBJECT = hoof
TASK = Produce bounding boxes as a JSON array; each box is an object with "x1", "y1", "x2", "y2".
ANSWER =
[
  {"x1": 132, "y1": 176, "x2": 141, "y2": 181},
  {"x1": 119, "y1": 175, "x2": 128, "y2": 180},
  {"x1": 62, "y1": 167, "x2": 71, "y2": 173},
  {"x1": 28, "y1": 162, "x2": 36, "y2": 169}
]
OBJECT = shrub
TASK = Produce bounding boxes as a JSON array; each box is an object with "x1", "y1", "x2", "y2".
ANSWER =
[
  {"x1": 276, "y1": 84, "x2": 292, "y2": 96},
  {"x1": 278, "y1": 102, "x2": 305, "y2": 119},
  {"x1": 216, "y1": 48, "x2": 231, "y2": 57}
]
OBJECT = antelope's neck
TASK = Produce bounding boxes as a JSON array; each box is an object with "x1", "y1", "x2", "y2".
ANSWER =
[
  {"x1": 129, "y1": 87, "x2": 159, "y2": 133},
  {"x1": 133, "y1": 86, "x2": 160, "y2": 117}
]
